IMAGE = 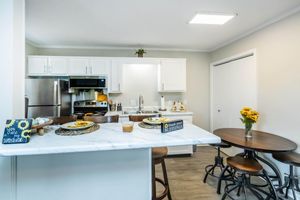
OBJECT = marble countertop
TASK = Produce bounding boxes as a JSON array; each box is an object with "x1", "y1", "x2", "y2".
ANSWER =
[
  {"x1": 0, "y1": 123, "x2": 219, "y2": 156},
  {"x1": 105, "y1": 111, "x2": 193, "y2": 117}
]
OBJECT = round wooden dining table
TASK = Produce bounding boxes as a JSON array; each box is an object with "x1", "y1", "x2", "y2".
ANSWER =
[{"x1": 214, "y1": 128, "x2": 297, "y2": 195}]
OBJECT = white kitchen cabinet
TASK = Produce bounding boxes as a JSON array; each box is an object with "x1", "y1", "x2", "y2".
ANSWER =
[
  {"x1": 160, "y1": 112, "x2": 193, "y2": 155},
  {"x1": 89, "y1": 58, "x2": 110, "y2": 75},
  {"x1": 68, "y1": 57, "x2": 89, "y2": 75},
  {"x1": 109, "y1": 60, "x2": 123, "y2": 93},
  {"x1": 28, "y1": 56, "x2": 68, "y2": 76},
  {"x1": 158, "y1": 58, "x2": 186, "y2": 92},
  {"x1": 48, "y1": 56, "x2": 68, "y2": 75},
  {"x1": 28, "y1": 56, "x2": 48, "y2": 75}
]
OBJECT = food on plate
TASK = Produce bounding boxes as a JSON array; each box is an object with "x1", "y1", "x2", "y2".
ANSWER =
[
  {"x1": 144, "y1": 117, "x2": 170, "y2": 124},
  {"x1": 67, "y1": 121, "x2": 92, "y2": 128}
]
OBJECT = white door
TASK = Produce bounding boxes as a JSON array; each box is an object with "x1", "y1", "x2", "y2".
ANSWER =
[
  {"x1": 28, "y1": 56, "x2": 48, "y2": 75},
  {"x1": 212, "y1": 53, "x2": 257, "y2": 156},
  {"x1": 90, "y1": 58, "x2": 110, "y2": 75},
  {"x1": 109, "y1": 60, "x2": 123, "y2": 93},
  {"x1": 68, "y1": 58, "x2": 89, "y2": 75},
  {"x1": 159, "y1": 59, "x2": 186, "y2": 92},
  {"x1": 48, "y1": 57, "x2": 68, "y2": 75}
]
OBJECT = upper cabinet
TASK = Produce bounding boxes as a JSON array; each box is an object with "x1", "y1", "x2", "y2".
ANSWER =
[
  {"x1": 68, "y1": 57, "x2": 111, "y2": 76},
  {"x1": 28, "y1": 56, "x2": 68, "y2": 76},
  {"x1": 158, "y1": 58, "x2": 186, "y2": 92},
  {"x1": 89, "y1": 58, "x2": 110, "y2": 75},
  {"x1": 68, "y1": 57, "x2": 89, "y2": 75},
  {"x1": 28, "y1": 56, "x2": 48, "y2": 75},
  {"x1": 109, "y1": 60, "x2": 123, "y2": 93},
  {"x1": 48, "y1": 57, "x2": 68, "y2": 75}
]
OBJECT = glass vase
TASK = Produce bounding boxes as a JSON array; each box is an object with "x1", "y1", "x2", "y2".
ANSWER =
[{"x1": 245, "y1": 123, "x2": 253, "y2": 138}]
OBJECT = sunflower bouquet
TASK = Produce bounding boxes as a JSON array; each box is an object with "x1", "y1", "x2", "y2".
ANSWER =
[{"x1": 240, "y1": 107, "x2": 259, "y2": 137}]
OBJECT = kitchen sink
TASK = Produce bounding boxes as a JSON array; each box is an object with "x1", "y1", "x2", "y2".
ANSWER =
[{"x1": 122, "y1": 110, "x2": 159, "y2": 115}]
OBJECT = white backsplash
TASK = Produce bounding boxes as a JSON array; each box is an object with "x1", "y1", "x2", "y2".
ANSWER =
[{"x1": 108, "y1": 63, "x2": 186, "y2": 110}]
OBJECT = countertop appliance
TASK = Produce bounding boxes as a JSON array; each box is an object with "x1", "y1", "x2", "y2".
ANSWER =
[
  {"x1": 73, "y1": 100, "x2": 108, "y2": 119},
  {"x1": 69, "y1": 77, "x2": 106, "y2": 89},
  {"x1": 25, "y1": 78, "x2": 71, "y2": 118}
]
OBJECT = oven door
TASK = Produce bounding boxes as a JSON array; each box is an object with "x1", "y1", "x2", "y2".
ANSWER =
[{"x1": 69, "y1": 78, "x2": 106, "y2": 89}]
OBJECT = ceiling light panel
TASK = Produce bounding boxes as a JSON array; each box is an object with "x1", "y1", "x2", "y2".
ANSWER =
[{"x1": 189, "y1": 13, "x2": 236, "y2": 25}]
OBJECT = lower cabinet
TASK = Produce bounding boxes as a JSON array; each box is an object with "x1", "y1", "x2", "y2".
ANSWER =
[{"x1": 160, "y1": 114, "x2": 193, "y2": 155}]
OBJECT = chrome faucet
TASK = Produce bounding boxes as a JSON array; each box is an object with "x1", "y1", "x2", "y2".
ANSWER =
[{"x1": 138, "y1": 95, "x2": 144, "y2": 113}]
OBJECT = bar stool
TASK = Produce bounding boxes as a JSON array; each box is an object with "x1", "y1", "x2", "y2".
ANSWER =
[
  {"x1": 129, "y1": 115, "x2": 172, "y2": 200},
  {"x1": 221, "y1": 155, "x2": 278, "y2": 200},
  {"x1": 83, "y1": 115, "x2": 119, "y2": 123},
  {"x1": 272, "y1": 151, "x2": 300, "y2": 200},
  {"x1": 203, "y1": 142, "x2": 231, "y2": 183},
  {"x1": 52, "y1": 115, "x2": 78, "y2": 125}
]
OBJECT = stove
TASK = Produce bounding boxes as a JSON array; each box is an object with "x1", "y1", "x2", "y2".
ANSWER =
[{"x1": 73, "y1": 100, "x2": 108, "y2": 119}]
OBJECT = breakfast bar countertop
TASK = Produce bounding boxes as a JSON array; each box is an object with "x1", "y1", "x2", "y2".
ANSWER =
[{"x1": 0, "y1": 122, "x2": 220, "y2": 156}]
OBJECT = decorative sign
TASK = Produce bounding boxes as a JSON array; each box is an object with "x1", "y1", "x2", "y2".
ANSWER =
[
  {"x1": 161, "y1": 120, "x2": 184, "y2": 133},
  {"x1": 2, "y1": 119, "x2": 32, "y2": 144}
]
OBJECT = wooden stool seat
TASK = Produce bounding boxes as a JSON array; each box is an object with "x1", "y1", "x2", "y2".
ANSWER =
[
  {"x1": 272, "y1": 151, "x2": 300, "y2": 167},
  {"x1": 83, "y1": 115, "x2": 119, "y2": 123},
  {"x1": 209, "y1": 142, "x2": 231, "y2": 148},
  {"x1": 227, "y1": 156, "x2": 263, "y2": 174},
  {"x1": 52, "y1": 115, "x2": 77, "y2": 125},
  {"x1": 152, "y1": 147, "x2": 168, "y2": 159}
]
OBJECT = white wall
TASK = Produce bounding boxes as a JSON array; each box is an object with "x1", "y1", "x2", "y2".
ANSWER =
[
  {"x1": 210, "y1": 10, "x2": 300, "y2": 193},
  {"x1": 27, "y1": 47, "x2": 211, "y2": 129},
  {"x1": 0, "y1": 0, "x2": 25, "y2": 199}
]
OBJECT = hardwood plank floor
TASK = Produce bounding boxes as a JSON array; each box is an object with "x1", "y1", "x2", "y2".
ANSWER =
[
  {"x1": 155, "y1": 146, "x2": 292, "y2": 200},
  {"x1": 155, "y1": 146, "x2": 222, "y2": 200}
]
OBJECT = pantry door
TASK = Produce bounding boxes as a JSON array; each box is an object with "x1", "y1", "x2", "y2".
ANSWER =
[{"x1": 211, "y1": 51, "x2": 257, "y2": 156}]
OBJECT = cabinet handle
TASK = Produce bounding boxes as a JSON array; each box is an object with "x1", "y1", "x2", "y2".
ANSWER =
[
  {"x1": 162, "y1": 83, "x2": 164, "y2": 91},
  {"x1": 118, "y1": 83, "x2": 120, "y2": 91},
  {"x1": 85, "y1": 66, "x2": 88, "y2": 74}
]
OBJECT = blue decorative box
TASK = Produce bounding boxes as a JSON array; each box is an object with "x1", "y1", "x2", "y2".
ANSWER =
[
  {"x1": 161, "y1": 120, "x2": 184, "y2": 133},
  {"x1": 2, "y1": 119, "x2": 32, "y2": 144}
]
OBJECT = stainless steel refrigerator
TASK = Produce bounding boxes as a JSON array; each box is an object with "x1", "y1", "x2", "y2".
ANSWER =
[{"x1": 25, "y1": 78, "x2": 71, "y2": 118}]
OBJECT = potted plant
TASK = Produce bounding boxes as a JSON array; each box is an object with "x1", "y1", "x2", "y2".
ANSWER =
[
  {"x1": 135, "y1": 48, "x2": 146, "y2": 57},
  {"x1": 240, "y1": 107, "x2": 259, "y2": 138}
]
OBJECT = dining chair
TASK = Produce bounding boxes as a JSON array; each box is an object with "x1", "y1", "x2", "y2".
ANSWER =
[
  {"x1": 52, "y1": 115, "x2": 78, "y2": 125},
  {"x1": 129, "y1": 115, "x2": 172, "y2": 200},
  {"x1": 272, "y1": 151, "x2": 300, "y2": 200},
  {"x1": 83, "y1": 115, "x2": 119, "y2": 123}
]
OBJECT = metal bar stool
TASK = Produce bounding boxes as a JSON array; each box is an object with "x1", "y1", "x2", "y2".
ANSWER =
[
  {"x1": 221, "y1": 154, "x2": 278, "y2": 200},
  {"x1": 203, "y1": 142, "x2": 232, "y2": 184},
  {"x1": 129, "y1": 115, "x2": 172, "y2": 200},
  {"x1": 272, "y1": 151, "x2": 300, "y2": 200}
]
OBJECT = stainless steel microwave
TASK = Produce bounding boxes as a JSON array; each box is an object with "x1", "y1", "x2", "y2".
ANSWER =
[{"x1": 69, "y1": 77, "x2": 106, "y2": 89}]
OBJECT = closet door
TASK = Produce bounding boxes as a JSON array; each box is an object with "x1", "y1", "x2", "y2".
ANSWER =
[{"x1": 212, "y1": 54, "x2": 257, "y2": 156}]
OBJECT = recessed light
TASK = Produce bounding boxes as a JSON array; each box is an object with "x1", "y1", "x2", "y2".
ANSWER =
[{"x1": 189, "y1": 13, "x2": 236, "y2": 25}]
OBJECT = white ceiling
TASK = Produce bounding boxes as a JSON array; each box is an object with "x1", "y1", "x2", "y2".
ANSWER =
[{"x1": 25, "y1": 0, "x2": 300, "y2": 52}]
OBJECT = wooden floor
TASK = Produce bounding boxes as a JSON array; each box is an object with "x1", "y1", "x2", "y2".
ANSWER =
[
  {"x1": 155, "y1": 146, "x2": 222, "y2": 200},
  {"x1": 155, "y1": 146, "x2": 292, "y2": 200}
]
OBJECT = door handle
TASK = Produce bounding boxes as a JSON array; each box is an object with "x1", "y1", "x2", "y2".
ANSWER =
[{"x1": 217, "y1": 109, "x2": 221, "y2": 112}]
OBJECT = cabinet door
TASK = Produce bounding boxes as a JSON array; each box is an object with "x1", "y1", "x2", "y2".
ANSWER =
[
  {"x1": 28, "y1": 56, "x2": 48, "y2": 75},
  {"x1": 158, "y1": 59, "x2": 186, "y2": 92},
  {"x1": 68, "y1": 58, "x2": 89, "y2": 75},
  {"x1": 90, "y1": 59, "x2": 110, "y2": 75},
  {"x1": 48, "y1": 57, "x2": 68, "y2": 75},
  {"x1": 109, "y1": 60, "x2": 123, "y2": 93}
]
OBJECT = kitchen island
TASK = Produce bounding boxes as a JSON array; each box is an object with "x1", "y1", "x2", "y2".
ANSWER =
[{"x1": 0, "y1": 122, "x2": 220, "y2": 200}]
